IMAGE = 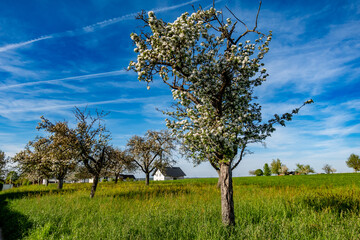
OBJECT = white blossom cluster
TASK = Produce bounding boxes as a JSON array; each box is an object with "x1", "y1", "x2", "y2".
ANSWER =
[{"x1": 129, "y1": 8, "x2": 281, "y2": 165}]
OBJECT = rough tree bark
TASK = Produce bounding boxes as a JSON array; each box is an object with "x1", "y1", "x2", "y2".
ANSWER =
[
  {"x1": 216, "y1": 169, "x2": 221, "y2": 188},
  {"x1": 90, "y1": 175, "x2": 99, "y2": 198},
  {"x1": 219, "y1": 162, "x2": 235, "y2": 226}
]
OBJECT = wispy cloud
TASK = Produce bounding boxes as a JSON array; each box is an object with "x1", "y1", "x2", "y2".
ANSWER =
[
  {"x1": 256, "y1": 15, "x2": 360, "y2": 99},
  {"x1": 0, "y1": 36, "x2": 53, "y2": 53},
  {"x1": 0, "y1": 0, "x2": 200, "y2": 53},
  {"x1": 0, "y1": 70, "x2": 129, "y2": 91},
  {"x1": 0, "y1": 95, "x2": 170, "y2": 119}
]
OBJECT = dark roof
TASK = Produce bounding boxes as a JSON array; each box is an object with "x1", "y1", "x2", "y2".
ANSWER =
[
  {"x1": 153, "y1": 167, "x2": 186, "y2": 177},
  {"x1": 119, "y1": 174, "x2": 135, "y2": 179}
]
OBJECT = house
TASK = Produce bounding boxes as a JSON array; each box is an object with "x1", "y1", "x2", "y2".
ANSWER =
[
  {"x1": 118, "y1": 174, "x2": 136, "y2": 181},
  {"x1": 153, "y1": 167, "x2": 186, "y2": 181},
  {"x1": 42, "y1": 179, "x2": 57, "y2": 185}
]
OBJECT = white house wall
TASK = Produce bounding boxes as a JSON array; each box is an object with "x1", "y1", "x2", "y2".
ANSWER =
[{"x1": 154, "y1": 170, "x2": 165, "y2": 181}]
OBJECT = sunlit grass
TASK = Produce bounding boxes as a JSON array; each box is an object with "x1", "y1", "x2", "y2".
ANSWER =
[{"x1": 1, "y1": 173, "x2": 360, "y2": 239}]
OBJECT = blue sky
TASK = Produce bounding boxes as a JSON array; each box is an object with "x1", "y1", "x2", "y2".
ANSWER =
[{"x1": 0, "y1": 0, "x2": 359, "y2": 178}]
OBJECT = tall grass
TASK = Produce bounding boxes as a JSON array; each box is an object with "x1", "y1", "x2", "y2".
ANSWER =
[{"x1": 1, "y1": 173, "x2": 360, "y2": 239}]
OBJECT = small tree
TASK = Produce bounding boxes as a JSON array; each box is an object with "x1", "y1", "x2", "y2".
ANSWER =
[
  {"x1": 346, "y1": 154, "x2": 360, "y2": 172},
  {"x1": 295, "y1": 163, "x2": 315, "y2": 175},
  {"x1": 270, "y1": 159, "x2": 282, "y2": 175},
  {"x1": 5, "y1": 171, "x2": 19, "y2": 184},
  {"x1": 322, "y1": 164, "x2": 336, "y2": 174},
  {"x1": 107, "y1": 148, "x2": 137, "y2": 183},
  {"x1": 254, "y1": 169, "x2": 263, "y2": 176},
  {"x1": 279, "y1": 164, "x2": 288, "y2": 175},
  {"x1": 68, "y1": 165, "x2": 93, "y2": 183},
  {"x1": 0, "y1": 150, "x2": 9, "y2": 181},
  {"x1": 127, "y1": 130, "x2": 176, "y2": 185},
  {"x1": 263, "y1": 163, "x2": 271, "y2": 176},
  {"x1": 36, "y1": 118, "x2": 78, "y2": 189},
  {"x1": 13, "y1": 139, "x2": 53, "y2": 185},
  {"x1": 73, "y1": 107, "x2": 112, "y2": 198},
  {"x1": 129, "y1": 4, "x2": 312, "y2": 226}
]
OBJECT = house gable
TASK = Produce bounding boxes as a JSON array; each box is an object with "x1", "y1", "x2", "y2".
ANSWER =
[{"x1": 153, "y1": 167, "x2": 186, "y2": 181}]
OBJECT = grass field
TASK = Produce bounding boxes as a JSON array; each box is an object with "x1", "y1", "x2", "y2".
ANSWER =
[{"x1": 1, "y1": 173, "x2": 360, "y2": 239}]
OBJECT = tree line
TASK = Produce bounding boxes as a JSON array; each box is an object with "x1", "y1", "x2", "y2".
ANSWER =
[
  {"x1": 248, "y1": 156, "x2": 360, "y2": 176},
  {"x1": 0, "y1": 108, "x2": 177, "y2": 198},
  {"x1": 249, "y1": 159, "x2": 316, "y2": 176}
]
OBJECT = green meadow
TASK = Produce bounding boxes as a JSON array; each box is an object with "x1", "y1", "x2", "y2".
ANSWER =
[{"x1": 1, "y1": 173, "x2": 360, "y2": 240}]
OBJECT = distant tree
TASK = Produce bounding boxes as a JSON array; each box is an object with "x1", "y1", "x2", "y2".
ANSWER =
[
  {"x1": 13, "y1": 139, "x2": 53, "y2": 185},
  {"x1": 254, "y1": 169, "x2": 263, "y2": 176},
  {"x1": 72, "y1": 107, "x2": 112, "y2": 198},
  {"x1": 346, "y1": 154, "x2": 360, "y2": 172},
  {"x1": 127, "y1": 130, "x2": 176, "y2": 185},
  {"x1": 68, "y1": 165, "x2": 93, "y2": 182},
  {"x1": 107, "y1": 148, "x2": 137, "y2": 183},
  {"x1": 279, "y1": 164, "x2": 288, "y2": 175},
  {"x1": 249, "y1": 170, "x2": 256, "y2": 176},
  {"x1": 322, "y1": 164, "x2": 336, "y2": 174},
  {"x1": 0, "y1": 150, "x2": 8, "y2": 181},
  {"x1": 295, "y1": 164, "x2": 315, "y2": 175},
  {"x1": 263, "y1": 163, "x2": 271, "y2": 176},
  {"x1": 129, "y1": 4, "x2": 313, "y2": 226},
  {"x1": 5, "y1": 171, "x2": 19, "y2": 184},
  {"x1": 271, "y1": 159, "x2": 282, "y2": 175},
  {"x1": 36, "y1": 118, "x2": 78, "y2": 189}
]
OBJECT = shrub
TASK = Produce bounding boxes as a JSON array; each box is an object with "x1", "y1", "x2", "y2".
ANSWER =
[{"x1": 254, "y1": 169, "x2": 263, "y2": 176}]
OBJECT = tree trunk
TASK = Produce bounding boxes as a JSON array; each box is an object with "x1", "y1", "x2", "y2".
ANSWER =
[
  {"x1": 219, "y1": 162, "x2": 235, "y2": 226},
  {"x1": 145, "y1": 172, "x2": 150, "y2": 186},
  {"x1": 57, "y1": 179, "x2": 64, "y2": 189},
  {"x1": 216, "y1": 169, "x2": 221, "y2": 188},
  {"x1": 90, "y1": 175, "x2": 99, "y2": 198},
  {"x1": 115, "y1": 173, "x2": 119, "y2": 184}
]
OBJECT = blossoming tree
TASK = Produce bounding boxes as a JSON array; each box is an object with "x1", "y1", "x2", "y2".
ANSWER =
[
  {"x1": 37, "y1": 118, "x2": 78, "y2": 189},
  {"x1": 127, "y1": 130, "x2": 176, "y2": 185},
  {"x1": 128, "y1": 4, "x2": 312, "y2": 226}
]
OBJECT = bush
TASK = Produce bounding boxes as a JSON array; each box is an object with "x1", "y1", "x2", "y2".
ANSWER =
[{"x1": 254, "y1": 169, "x2": 263, "y2": 176}]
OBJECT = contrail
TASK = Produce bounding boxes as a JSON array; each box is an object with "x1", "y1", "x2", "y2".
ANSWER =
[
  {"x1": 0, "y1": 36, "x2": 53, "y2": 52},
  {"x1": 0, "y1": 0, "x2": 200, "y2": 53},
  {"x1": 0, "y1": 70, "x2": 128, "y2": 90}
]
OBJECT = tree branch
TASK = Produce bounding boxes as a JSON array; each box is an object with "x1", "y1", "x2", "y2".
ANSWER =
[{"x1": 231, "y1": 144, "x2": 247, "y2": 170}]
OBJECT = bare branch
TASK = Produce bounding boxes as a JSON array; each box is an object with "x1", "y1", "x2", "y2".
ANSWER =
[
  {"x1": 254, "y1": 1, "x2": 262, "y2": 31},
  {"x1": 231, "y1": 144, "x2": 247, "y2": 170},
  {"x1": 225, "y1": 6, "x2": 248, "y2": 30}
]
